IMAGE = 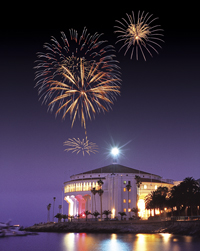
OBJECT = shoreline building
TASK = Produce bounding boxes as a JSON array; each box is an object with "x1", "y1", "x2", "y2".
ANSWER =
[{"x1": 64, "y1": 164, "x2": 174, "y2": 219}]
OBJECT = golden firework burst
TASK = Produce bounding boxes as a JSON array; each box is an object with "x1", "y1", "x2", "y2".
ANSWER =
[
  {"x1": 47, "y1": 59, "x2": 120, "y2": 130},
  {"x1": 114, "y1": 11, "x2": 164, "y2": 60}
]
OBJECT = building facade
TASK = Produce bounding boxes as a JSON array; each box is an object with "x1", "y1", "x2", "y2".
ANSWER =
[{"x1": 64, "y1": 164, "x2": 174, "y2": 219}]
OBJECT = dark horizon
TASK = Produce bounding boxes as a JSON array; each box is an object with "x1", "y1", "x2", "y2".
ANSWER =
[{"x1": 1, "y1": 2, "x2": 200, "y2": 226}]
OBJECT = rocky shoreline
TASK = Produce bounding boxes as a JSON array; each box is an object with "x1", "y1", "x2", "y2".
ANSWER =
[{"x1": 25, "y1": 220, "x2": 200, "y2": 236}]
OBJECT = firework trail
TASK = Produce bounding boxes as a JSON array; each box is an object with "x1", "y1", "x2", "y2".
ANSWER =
[
  {"x1": 114, "y1": 11, "x2": 164, "y2": 60},
  {"x1": 64, "y1": 138, "x2": 98, "y2": 155}
]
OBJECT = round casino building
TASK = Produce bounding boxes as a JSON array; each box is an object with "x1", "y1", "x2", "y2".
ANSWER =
[{"x1": 64, "y1": 164, "x2": 174, "y2": 219}]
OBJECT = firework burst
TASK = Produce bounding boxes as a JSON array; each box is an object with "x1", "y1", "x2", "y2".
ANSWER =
[
  {"x1": 64, "y1": 138, "x2": 98, "y2": 155},
  {"x1": 35, "y1": 27, "x2": 120, "y2": 96},
  {"x1": 35, "y1": 28, "x2": 121, "y2": 129},
  {"x1": 114, "y1": 11, "x2": 164, "y2": 60},
  {"x1": 41, "y1": 59, "x2": 120, "y2": 131}
]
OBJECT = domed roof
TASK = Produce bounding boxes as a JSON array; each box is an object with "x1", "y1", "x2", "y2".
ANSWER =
[{"x1": 76, "y1": 164, "x2": 161, "y2": 177}]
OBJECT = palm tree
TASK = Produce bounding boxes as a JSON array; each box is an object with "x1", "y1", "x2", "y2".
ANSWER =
[
  {"x1": 118, "y1": 211, "x2": 126, "y2": 220},
  {"x1": 135, "y1": 175, "x2": 142, "y2": 189},
  {"x1": 55, "y1": 213, "x2": 62, "y2": 223},
  {"x1": 103, "y1": 210, "x2": 112, "y2": 220},
  {"x1": 126, "y1": 181, "x2": 132, "y2": 216},
  {"x1": 155, "y1": 186, "x2": 169, "y2": 212},
  {"x1": 53, "y1": 197, "x2": 56, "y2": 222},
  {"x1": 134, "y1": 176, "x2": 142, "y2": 217},
  {"x1": 62, "y1": 214, "x2": 68, "y2": 222},
  {"x1": 92, "y1": 211, "x2": 100, "y2": 221},
  {"x1": 91, "y1": 187, "x2": 98, "y2": 212},
  {"x1": 84, "y1": 210, "x2": 91, "y2": 221},
  {"x1": 98, "y1": 189, "x2": 104, "y2": 218},
  {"x1": 47, "y1": 203, "x2": 51, "y2": 222},
  {"x1": 131, "y1": 207, "x2": 139, "y2": 218},
  {"x1": 145, "y1": 191, "x2": 157, "y2": 216},
  {"x1": 176, "y1": 177, "x2": 199, "y2": 216},
  {"x1": 69, "y1": 215, "x2": 74, "y2": 222},
  {"x1": 145, "y1": 186, "x2": 169, "y2": 217},
  {"x1": 97, "y1": 179, "x2": 104, "y2": 218}
]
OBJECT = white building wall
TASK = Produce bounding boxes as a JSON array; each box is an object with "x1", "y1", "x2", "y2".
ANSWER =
[{"x1": 64, "y1": 170, "x2": 163, "y2": 219}]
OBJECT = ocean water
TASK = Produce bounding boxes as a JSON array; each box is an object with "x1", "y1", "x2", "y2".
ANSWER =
[{"x1": 1, "y1": 232, "x2": 200, "y2": 251}]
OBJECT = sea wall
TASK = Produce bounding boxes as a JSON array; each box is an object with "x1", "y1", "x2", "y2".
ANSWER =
[
  {"x1": 25, "y1": 220, "x2": 164, "y2": 233},
  {"x1": 25, "y1": 220, "x2": 200, "y2": 236}
]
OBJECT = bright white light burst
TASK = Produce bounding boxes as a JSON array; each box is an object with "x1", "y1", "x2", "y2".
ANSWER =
[{"x1": 111, "y1": 147, "x2": 119, "y2": 156}]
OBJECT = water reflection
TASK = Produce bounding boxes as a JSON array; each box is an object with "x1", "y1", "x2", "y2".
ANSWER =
[
  {"x1": 62, "y1": 232, "x2": 196, "y2": 251},
  {"x1": 101, "y1": 233, "x2": 130, "y2": 251}
]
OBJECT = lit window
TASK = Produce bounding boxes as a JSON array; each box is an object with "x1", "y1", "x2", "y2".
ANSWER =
[
  {"x1": 128, "y1": 208, "x2": 131, "y2": 212},
  {"x1": 123, "y1": 199, "x2": 126, "y2": 203},
  {"x1": 128, "y1": 199, "x2": 131, "y2": 203},
  {"x1": 123, "y1": 188, "x2": 126, "y2": 192},
  {"x1": 155, "y1": 185, "x2": 158, "y2": 189},
  {"x1": 123, "y1": 208, "x2": 126, "y2": 212},
  {"x1": 144, "y1": 185, "x2": 147, "y2": 189}
]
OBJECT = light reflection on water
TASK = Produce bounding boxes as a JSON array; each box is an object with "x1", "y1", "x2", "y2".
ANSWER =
[
  {"x1": 0, "y1": 232, "x2": 199, "y2": 251},
  {"x1": 61, "y1": 232, "x2": 197, "y2": 251}
]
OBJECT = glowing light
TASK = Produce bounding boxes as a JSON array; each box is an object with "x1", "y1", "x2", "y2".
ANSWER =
[
  {"x1": 160, "y1": 233, "x2": 171, "y2": 243},
  {"x1": 111, "y1": 147, "x2": 119, "y2": 156},
  {"x1": 112, "y1": 208, "x2": 115, "y2": 218},
  {"x1": 137, "y1": 199, "x2": 146, "y2": 218},
  {"x1": 65, "y1": 196, "x2": 73, "y2": 216},
  {"x1": 114, "y1": 11, "x2": 164, "y2": 60}
]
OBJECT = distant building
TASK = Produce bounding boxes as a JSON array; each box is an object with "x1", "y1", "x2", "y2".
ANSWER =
[{"x1": 63, "y1": 164, "x2": 174, "y2": 219}]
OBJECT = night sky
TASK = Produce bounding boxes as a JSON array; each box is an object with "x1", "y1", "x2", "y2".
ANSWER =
[{"x1": 1, "y1": 2, "x2": 200, "y2": 226}]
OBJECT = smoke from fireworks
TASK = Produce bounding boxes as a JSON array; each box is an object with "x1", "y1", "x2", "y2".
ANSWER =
[{"x1": 114, "y1": 11, "x2": 164, "y2": 60}]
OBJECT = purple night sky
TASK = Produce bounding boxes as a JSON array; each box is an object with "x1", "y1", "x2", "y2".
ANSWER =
[{"x1": 1, "y1": 3, "x2": 200, "y2": 226}]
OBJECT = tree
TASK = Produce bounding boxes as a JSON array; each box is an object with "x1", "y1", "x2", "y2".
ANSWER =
[
  {"x1": 55, "y1": 213, "x2": 62, "y2": 223},
  {"x1": 168, "y1": 185, "x2": 181, "y2": 216},
  {"x1": 145, "y1": 186, "x2": 169, "y2": 216},
  {"x1": 69, "y1": 215, "x2": 74, "y2": 222},
  {"x1": 155, "y1": 186, "x2": 169, "y2": 211},
  {"x1": 118, "y1": 211, "x2": 126, "y2": 220},
  {"x1": 103, "y1": 210, "x2": 112, "y2": 220},
  {"x1": 126, "y1": 181, "x2": 132, "y2": 216},
  {"x1": 131, "y1": 207, "x2": 139, "y2": 218},
  {"x1": 53, "y1": 197, "x2": 56, "y2": 222},
  {"x1": 76, "y1": 214, "x2": 81, "y2": 221},
  {"x1": 62, "y1": 214, "x2": 68, "y2": 222},
  {"x1": 134, "y1": 176, "x2": 142, "y2": 217},
  {"x1": 47, "y1": 203, "x2": 51, "y2": 222},
  {"x1": 135, "y1": 175, "x2": 142, "y2": 189},
  {"x1": 84, "y1": 210, "x2": 91, "y2": 221},
  {"x1": 91, "y1": 187, "x2": 98, "y2": 212},
  {"x1": 92, "y1": 211, "x2": 100, "y2": 221},
  {"x1": 98, "y1": 189, "x2": 104, "y2": 218},
  {"x1": 97, "y1": 179, "x2": 104, "y2": 218},
  {"x1": 169, "y1": 177, "x2": 200, "y2": 216}
]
